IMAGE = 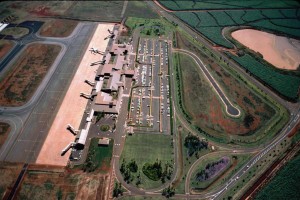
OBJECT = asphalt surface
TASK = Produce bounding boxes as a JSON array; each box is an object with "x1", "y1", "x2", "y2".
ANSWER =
[{"x1": 0, "y1": 22, "x2": 97, "y2": 162}]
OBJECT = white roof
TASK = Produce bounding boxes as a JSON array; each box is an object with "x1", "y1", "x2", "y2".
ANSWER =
[
  {"x1": 78, "y1": 129, "x2": 88, "y2": 145},
  {"x1": 0, "y1": 23, "x2": 9, "y2": 32}
]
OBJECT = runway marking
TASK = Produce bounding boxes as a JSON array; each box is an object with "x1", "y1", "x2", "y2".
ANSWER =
[{"x1": 46, "y1": 90, "x2": 64, "y2": 93}]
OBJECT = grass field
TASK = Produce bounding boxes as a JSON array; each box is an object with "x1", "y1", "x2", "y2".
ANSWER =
[
  {"x1": 0, "y1": 27, "x2": 29, "y2": 38},
  {"x1": 173, "y1": 30, "x2": 288, "y2": 146},
  {"x1": 39, "y1": 19, "x2": 78, "y2": 37},
  {"x1": 158, "y1": 0, "x2": 300, "y2": 10},
  {"x1": 0, "y1": 43, "x2": 61, "y2": 106},
  {"x1": 173, "y1": 8, "x2": 300, "y2": 100},
  {"x1": 0, "y1": 122, "x2": 10, "y2": 149},
  {"x1": 83, "y1": 138, "x2": 113, "y2": 173},
  {"x1": 255, "y1": 152, "x2": 300, "y2": 200},
  {"x1": 120, "y1": 133, "x2": 174, "y2": 189}
]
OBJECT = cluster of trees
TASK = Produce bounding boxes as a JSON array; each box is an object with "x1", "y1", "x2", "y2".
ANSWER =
[
  {"x1": 142, "y1": 160, "x2": 173, "y2": 183},
  {"x1": 95, "y1": 110, "x2": 105, "y2": 123},
  {"x1": 82, "y1": 149, "x2": 97, "y2": 172},
  {"x1": 120, "y1": 159, "x2": 138, "y2": 183},
  {"x1": 184, "y1": 133, "x2": 208, "y2": 157},
  {"x1": 162, "y1": 186, "x2": 175, "y2": 198},
  {"x1": 112, "y1": 182, "x2": 123, "y2": 198},
  {"x1": 195, "y1": 157, "x2": 230, "y2": 181},
  {"x1": 244, "y1": 114, "x2": 255, "y2": 128}
]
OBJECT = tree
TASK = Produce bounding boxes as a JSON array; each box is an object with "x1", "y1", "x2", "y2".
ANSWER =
[
  {"x1": 162, "y1": 186, "x2": 175, "y2": 198},
  {"x1": 128, "y1": 160, "x2": 138, "y2": 173},
  {"x1": 113, "y1": 183, "x2": 123, "y2": 198}
]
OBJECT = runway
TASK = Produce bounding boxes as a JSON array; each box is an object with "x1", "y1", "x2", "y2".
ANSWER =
[{"x1": 0, "y1": 22, "x2": 97, "y2": 163}]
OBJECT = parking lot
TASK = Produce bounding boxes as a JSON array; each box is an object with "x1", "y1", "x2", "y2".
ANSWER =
[{"x1": 128, "y1": 38, "x2": 171, "y2": 133}]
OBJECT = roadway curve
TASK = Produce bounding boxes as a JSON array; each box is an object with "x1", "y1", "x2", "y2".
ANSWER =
[{"x1": 173, "y1": 48, "x2": 241, "y2": 118}]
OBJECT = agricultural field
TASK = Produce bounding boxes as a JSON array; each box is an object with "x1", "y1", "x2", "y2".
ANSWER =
[
  {"x1": 173, "y1": 30, "x2": 287, "y2": 145},
  {"x1": 0, "y1": 162, "x2": 23, "y2": 199},
  {"x1": 158, "y1": 0, "x2": 300, "y2": 10},
  {"x1": 0, "y1": 40, "x2": 14, "y2": 60},
  {"x1": 0, "y1": 43, "x2": 61, "y2": 106},
  {"x1": 0, "y1": 122, "x2": 10, "y2": 149},
  {"x1": 0, "y1": 1, "x2": 157, "y2": 24},
  {"x1": 66, "y1": 1, "x2": 158, "y2": 22},
  {"x1": 39, "y1": 19, "x2": 78, "y2": 37},
  {"x1": 173, "y1": 9, "x2": 300, "y2": 100},
  {"x1": 0, "y1": 27, "x2": 29, "y2": 38},
  {"x1": 254, "y1": 153, "x2": 300, "y2": 200},
  {"x1": 120, "y1": 133, "x2": 174, "y2": 189}
]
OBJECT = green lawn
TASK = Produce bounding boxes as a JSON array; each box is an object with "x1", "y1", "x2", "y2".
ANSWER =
[
  {"x1": 121, "y1": 133, "x2": 174, "y2": 189},
  {"x1": 83, "y1": 138, "x2": 113, "y2": 173}
]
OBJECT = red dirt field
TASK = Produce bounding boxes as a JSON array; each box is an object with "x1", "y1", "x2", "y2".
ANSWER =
[
  {"x1": 13, "y1": 165, "x2": 110, "y2": 200},
  {"x1": 39, "y1": 19, "x2": 78, "y2": 37},
  {"x1": 0, "y1": 43, "x2": 61, "y2": 107},
  {"x1": 232, "y1": 29, "x2": 300, "y2": 70},
  {"x1": 0, "y1": 122, "x2": 11, "y2": 149},
  {"x1": 0, "y1": 40, "x2": 14, "y2": 60},
  {"x1": 176, "y1": 31, "x2": 274, "y2": 136}
]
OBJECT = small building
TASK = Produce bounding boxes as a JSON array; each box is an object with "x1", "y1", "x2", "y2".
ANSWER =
[{"x1": 98, "y1": 137, "x2": 110, "y2": 146}]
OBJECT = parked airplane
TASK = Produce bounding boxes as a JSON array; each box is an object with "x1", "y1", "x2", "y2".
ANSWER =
[
  {"x1": 89, "y1": 47, "x2": 104, "y2": 55},
  {"x1": 104, "y1": 29, "x2": 115, "y2": 40},
  {"x1": 90, "y1": 60, "x2": 106, "y2": 66}
]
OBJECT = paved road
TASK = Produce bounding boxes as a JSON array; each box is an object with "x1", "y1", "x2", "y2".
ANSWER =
[
  {"x1": 173, "y1": 48, "x2": 240, "y2": 117},
  {"x1": 0, "y1": 22, "x2": 97, "y2": 162}
]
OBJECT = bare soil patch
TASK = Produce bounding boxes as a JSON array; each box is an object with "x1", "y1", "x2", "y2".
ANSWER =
[
  {"x1": 14, "y1": 165, "x2": 109, "y2": 200},
  {"x1": 0, "y1": 40, "x2": 14, "y2": 60},
  {"x1": 232, "y1": 29, "x2": 300, "y2": 70},
  {"x1": 0, "y1": 122, "x2": 10, "y2": 149},
  {"x1": 0, "y1": 43, "x2": 61, "y2": 106},
  {"x1": 39, "y1": 19, "x2": 78, "y2": 37}
]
